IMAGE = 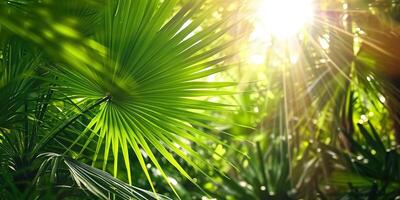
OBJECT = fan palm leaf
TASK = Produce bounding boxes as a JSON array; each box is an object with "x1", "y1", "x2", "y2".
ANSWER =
[{"x1": 44, "y1": 0, "x2": 239, "y2": 195}]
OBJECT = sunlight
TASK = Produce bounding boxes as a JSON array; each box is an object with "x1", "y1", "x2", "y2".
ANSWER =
[
  {"x1": 255, "y1": 0, "x2": 314, "y2": 38},
  {"x1": 245, "y1": 0, "x2": 315, "y2": 69}
]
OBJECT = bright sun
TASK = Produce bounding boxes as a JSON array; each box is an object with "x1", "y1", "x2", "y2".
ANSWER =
[{"x1": 255, "y1": 0, "x2": 314, "y2": 38}]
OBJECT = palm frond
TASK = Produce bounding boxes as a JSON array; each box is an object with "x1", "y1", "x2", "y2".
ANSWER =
[
  {"x1": 37, "y1": 153, "x2": 171, "y2": 200},
  {"x1": 0, "y1": 37, "x2": 39, "y2": 129},
  {"x1": 44, "y1": 0, "x2": 238, "y2": 195}
]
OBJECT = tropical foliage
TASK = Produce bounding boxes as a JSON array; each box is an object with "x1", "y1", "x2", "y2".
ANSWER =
[{"x1": 1, "y1": 0, "x2": 400, "y2": 200}]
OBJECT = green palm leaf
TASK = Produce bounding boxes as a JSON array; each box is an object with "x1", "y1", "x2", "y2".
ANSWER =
[
  {"x1": 0, "y1": 38, "x2": 39, "y2": 129},
  {"x1": 47, "y1": 0, "x2": 238, "y2": 195},
  {"x1": 37, "y1": 153, "x2": 171, "y2": 200}
]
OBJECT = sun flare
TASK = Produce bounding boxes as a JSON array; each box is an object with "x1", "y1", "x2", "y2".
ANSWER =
[
  {"x1": 246, "y1": 0, "x2": 315, "y2": 66},
  {"x1": 255, "y1": 0, "x2": 314, "y2": 38}
]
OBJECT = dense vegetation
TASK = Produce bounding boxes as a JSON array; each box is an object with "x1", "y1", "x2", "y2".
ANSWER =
[{"x1": 1, "y1": 0, "x2": 400, "y2": 199}]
